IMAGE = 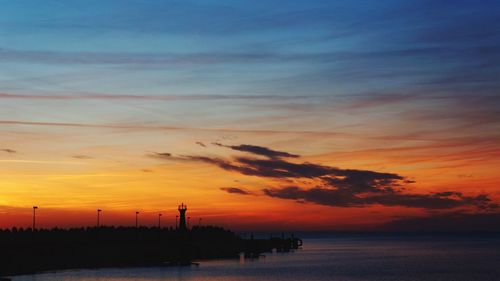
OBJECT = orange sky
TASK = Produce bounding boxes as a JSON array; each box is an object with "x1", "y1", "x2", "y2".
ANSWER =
[{"x1": 1, "y1": 113, "x2": 499, "y2": 230}]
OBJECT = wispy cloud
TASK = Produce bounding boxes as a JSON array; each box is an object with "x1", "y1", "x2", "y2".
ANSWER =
[
  {"x1": 0, "y1": 160, "x2": 84, "y2": 165},
  {"x1": 220, "y1": 187, "x2": 253, "y2": 195},
  {"x1": 1, "y1": 148, "x2": 17, "y2": 154},
  {"x1": 0, "y1": 92, "x2": 312, "y2": 101},
  {"x1": 195, "y1": 142, "x2": 207, "y2": 147},
  {"x1": 0, "y1": 120, "x2": 348, "y2": 136},
  {"x1": 71, "y1": 155, "x2": 93, "y2": 160},
  {"x1": 1, "y1": 48, "x2": 396, "y2": 66},
  {"x1": 150, "y1": 152, "x2": 172, "y2": 158},
  {"x1": 213, "y1": 143, "x2": 299, "y2": 159}
]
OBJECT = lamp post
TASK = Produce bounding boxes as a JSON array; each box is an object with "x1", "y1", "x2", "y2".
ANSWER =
[
  {"x1": 135, "y1": 211, "x2": 139, "y2": 228},
  {"x1": 187, "y1": 216, "x2": 191, "y2": 229},
  {"x1": 32, "y1": 206, "x2": 38, "y2": 230},
  {"x1": 175, "y1": 215, "x2": 178, "y2": 229},
  {"x1": 158, "y1": 213, "x2": 162, "y2": 228},
  {"x1": 97, "y1": 209, "x2": 102, "y2": 227}
]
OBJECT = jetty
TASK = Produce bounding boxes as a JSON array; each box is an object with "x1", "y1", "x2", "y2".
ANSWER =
[{"x1": 0, "y1": 204, "x2": 301, "y2": 277}]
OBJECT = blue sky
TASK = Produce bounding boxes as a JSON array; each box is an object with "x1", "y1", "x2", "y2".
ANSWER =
[
  {"x1": 2, "y1": 0, "x2": 499, "y2": 99},
  {"x1": 1, "y1": 0, "x2": 499, "y2": 146}
]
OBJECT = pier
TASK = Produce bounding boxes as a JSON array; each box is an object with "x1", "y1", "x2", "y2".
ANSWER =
[{"x1": 0, "y1": 204, "x2": 301, "y2": 277}]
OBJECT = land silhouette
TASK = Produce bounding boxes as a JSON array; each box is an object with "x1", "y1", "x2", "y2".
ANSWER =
[{"x1": 0, "y1": 204, "x2": 302, "y2": 278}]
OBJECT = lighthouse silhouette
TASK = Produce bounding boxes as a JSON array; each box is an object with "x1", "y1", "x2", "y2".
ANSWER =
[{"x1": 178, "y1": 203, "x2": 187, "y2": 230}]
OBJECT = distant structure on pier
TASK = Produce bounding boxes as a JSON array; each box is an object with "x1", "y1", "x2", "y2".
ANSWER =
[{"x1": 178, "y1": 203, "x2": 187, "y2": 231}]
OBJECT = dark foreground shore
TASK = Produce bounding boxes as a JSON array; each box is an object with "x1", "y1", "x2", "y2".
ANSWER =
[{"x1": 0, "y1": 226, "x2": 301, "y2": 277}]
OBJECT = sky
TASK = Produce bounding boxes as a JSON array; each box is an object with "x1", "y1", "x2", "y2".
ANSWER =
[{"x1": 1, "y1": 0, "x2": 500, "y2": 231}]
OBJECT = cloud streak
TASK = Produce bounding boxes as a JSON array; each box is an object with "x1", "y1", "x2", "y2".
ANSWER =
[
  {"x1": 71, "y1": 155, "x2": 93, "y2": 160},
  {"x1": 0, "y1": 120, "x2": 349, "y2": 136},
  {"x1": 220, "y1": 187, "x2": 253, "y2": 195},
  {"x1": 213, "y1": 143, "x2": 299, "y2": 159},
  {"x1": 0, "y1": 92, "x2": 312, "y2": 101},
  {"x1": 1, "y1": 149, "x2": 16, "y2": 154},
  {"x1": 263, "y1": 187, "x2": 497, "y2": 210},
  {"x1": 0, "y1": 48, "x2": 455, "y2": 66}
]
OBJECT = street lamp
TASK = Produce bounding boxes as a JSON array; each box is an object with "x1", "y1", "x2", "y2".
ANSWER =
[
  {"x1": 135, "y1": 211, "x2": 139, "y2": 228},
  {"x1": 188, "y1": 216, "x2": 191, "y2": 229},
  {"x1": 32, "y1": 206, "x2": 38, "y2": 230},
  {"x1": 97, "y1": 209, "x2": 102, "y2": 227},
  {"x1": 158, "y1": 213, "x2": 162, "y2": 228},
  {"x1": 175, "y1": 215, "x2": 178, "y2": 229}
]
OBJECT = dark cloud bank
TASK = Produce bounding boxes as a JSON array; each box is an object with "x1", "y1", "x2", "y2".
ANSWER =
[{"x1": 152, "y1": 143, "x2": 498, "y2": 212}]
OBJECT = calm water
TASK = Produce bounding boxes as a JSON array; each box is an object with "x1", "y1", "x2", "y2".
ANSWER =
[{"x1": 11, "y1": 235, "x2": 500, "y2": 281}]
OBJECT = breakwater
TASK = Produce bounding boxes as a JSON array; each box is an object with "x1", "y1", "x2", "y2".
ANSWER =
[{"x1": 0, "y1": 226, "x2": 301, "y2": 277}]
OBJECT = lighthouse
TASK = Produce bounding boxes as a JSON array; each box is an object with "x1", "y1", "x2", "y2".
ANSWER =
[{"x1": 178, "y1": 203, "x2": 188, "y2": 230}]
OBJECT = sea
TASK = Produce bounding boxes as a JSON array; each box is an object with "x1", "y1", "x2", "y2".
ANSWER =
[{"x1": 10, "y1": 234, "x2": 500, "y2": 281}]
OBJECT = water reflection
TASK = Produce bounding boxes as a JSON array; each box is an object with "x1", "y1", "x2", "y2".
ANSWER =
[{"x1": 239, "y1": 252, "x2": 245, "y2": 265}]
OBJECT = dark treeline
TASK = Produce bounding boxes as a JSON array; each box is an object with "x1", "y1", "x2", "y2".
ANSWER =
[{"x1": 0, "y1": 226, "x2": 301, "y2": 277}]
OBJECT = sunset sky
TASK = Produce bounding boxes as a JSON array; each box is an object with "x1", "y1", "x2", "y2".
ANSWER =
[{"x1": 1, "y1": 0, "x2": 500, "y2": 231}]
